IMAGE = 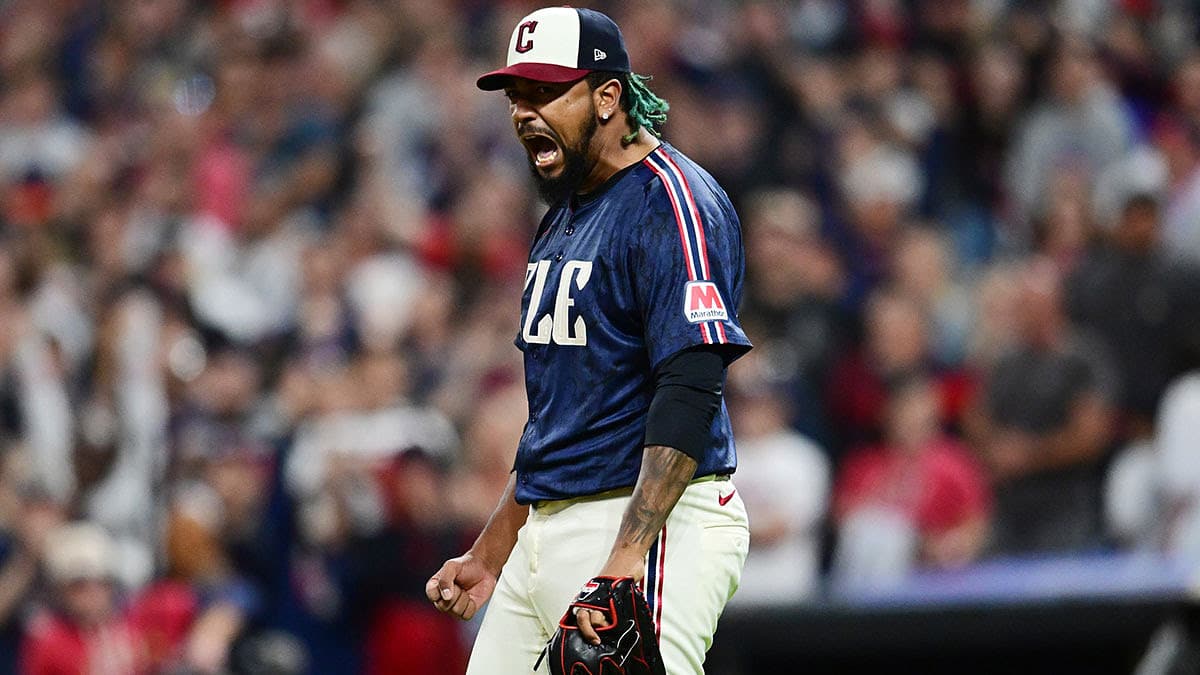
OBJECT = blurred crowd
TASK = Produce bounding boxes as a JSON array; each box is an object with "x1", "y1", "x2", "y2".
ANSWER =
[{"x1": 0, "y1": 0, "x2": 1199, "y2": 672}]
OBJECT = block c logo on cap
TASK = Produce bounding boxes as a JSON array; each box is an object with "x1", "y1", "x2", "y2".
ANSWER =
[
  {"x1": 515, "y1": 20, "x2": 538, "y2": 53},
  {"x1": 684, "y1": 281, "x2": 728, "y2": 323}
]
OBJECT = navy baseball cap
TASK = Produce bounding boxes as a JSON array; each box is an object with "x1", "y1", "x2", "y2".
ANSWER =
[{"x1": 476, "y1": 7, "x2": 631, "y2": 91}]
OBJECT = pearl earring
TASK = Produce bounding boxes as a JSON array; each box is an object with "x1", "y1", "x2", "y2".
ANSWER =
[{"x1": 602, "y1": 113, "x2": 610, "y2": 120}]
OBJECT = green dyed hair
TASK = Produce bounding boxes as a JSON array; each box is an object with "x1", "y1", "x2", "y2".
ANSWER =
[{"x1": 586, "y1": 71, "x2": 670, "y2": 145}]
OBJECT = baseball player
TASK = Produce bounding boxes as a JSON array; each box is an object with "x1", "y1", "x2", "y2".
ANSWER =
[{"x1": 426, "y1": 7, "x2": 752, "y2": 673}]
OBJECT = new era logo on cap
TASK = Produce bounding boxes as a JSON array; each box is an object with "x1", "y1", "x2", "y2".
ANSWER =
[{"x1": 477, "y1": 7, "x2": 631, "y2": 90}]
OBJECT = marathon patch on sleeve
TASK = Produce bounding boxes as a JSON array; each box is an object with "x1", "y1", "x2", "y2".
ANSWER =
[{"x1": 683, "y1": 281, "x2": 728, "y2": 323}]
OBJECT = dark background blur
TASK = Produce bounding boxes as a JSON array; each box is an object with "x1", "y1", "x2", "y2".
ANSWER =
[{"x1": 1, "y1": 0, "x2": 1200, "y2": 673}]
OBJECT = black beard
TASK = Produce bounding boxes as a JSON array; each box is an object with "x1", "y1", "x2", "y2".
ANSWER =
[{"x1": 527, "y1": 114, "x2": 598, "y2": 205}]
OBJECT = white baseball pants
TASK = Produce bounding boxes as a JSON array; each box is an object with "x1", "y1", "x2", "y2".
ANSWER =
[{"x1": 465, "y1": 477, "x2": 749, "y2": 674}]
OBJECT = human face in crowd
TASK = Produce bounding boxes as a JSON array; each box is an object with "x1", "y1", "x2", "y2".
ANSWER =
[
  {"x1": 62, "y1": 577, "x2": 115, "y2": 627},
  {"x1": 504, "y1": 77, "x2": 600, "y2": 204},
  {"x1": 1113, "y1": 196, "x2": 1160, "y2": 254},
  {"x1": 867, "y1": 293, "x2": 928, "y2": 374},
  {"x1": 1015, "y1": 262, "x2": 1065, "y2": 347},
  {"x1": 886, "y1": 379, "x2": 940, "y2": 453}
]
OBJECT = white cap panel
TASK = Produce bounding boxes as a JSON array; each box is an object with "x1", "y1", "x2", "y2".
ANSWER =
[{"x1": 506, "y1": 7, "x2": 581, "y2": 68}]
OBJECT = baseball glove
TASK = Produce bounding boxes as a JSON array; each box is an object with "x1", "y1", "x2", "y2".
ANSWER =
[{"x1": 539, "y1": 576, "x2": 665, "y2": 675}]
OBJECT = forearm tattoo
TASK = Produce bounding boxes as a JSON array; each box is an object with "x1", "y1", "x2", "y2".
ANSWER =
[{"x1": 614, "y1": 445, "x2": 698, "y2": 552}]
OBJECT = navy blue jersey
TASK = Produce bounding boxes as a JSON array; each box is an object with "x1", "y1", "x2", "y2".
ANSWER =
[{"x1": 513, "y1": 143, "x2": 752, "y2": 504}]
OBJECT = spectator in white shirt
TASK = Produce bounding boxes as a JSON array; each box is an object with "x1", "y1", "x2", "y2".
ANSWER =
[{"x1": 728, "y1": 356, "x2": 831, "y2": 605}]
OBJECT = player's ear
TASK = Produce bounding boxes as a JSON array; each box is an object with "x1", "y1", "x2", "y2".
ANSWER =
[{"x1": 592, "y1": 77, "x2": 622, "y2": 122}]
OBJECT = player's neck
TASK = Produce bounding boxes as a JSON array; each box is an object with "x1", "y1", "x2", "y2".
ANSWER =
[{"x1": 577, "y1": 127, "x2": 661, "y2": 196}]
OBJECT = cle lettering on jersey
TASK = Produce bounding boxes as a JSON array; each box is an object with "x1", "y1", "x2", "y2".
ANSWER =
[{"x1": 523, "y1": 259, "x2": 592, "y2": 346}]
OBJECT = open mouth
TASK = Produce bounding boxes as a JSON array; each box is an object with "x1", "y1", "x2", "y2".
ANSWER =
[{"x1": 521, "y1": 133, "x2": 561, "y2": 170}]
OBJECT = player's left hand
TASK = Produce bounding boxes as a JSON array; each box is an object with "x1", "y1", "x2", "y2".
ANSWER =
[
  {"x1": 580, "y1": 554, "x2": 646, "y2": 644},
  {"x1": 574, "y1": 605, "x2": 610, "y2": 645}
]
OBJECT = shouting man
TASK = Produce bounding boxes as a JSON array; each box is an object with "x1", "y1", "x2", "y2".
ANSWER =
[{"x1": 427, "y1": 7, "x2": 752, "y2": 673}]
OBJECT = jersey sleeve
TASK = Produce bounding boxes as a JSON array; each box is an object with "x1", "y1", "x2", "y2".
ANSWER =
[{"x1": 632, "y1": 160, "x2": 752, "y2": 369}]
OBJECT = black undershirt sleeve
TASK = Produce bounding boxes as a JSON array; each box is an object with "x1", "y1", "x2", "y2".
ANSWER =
[{"x1": 642, "y1": 345, "x2": 727, "y2": 462}]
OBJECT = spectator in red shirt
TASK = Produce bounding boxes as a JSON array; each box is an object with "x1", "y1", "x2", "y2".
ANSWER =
[
  {"x1": 20, "y1": 523, "x2": 144, "y2": 675},
  {"x1": 358, "y1": 449, "x2": 469, "y2": 675},
  {"x1": 826, "y1": 288, "x2": 974, "y2": 454},
  {"x1": 831, "y1": 375, "x2": 990, "y2": 590}
]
